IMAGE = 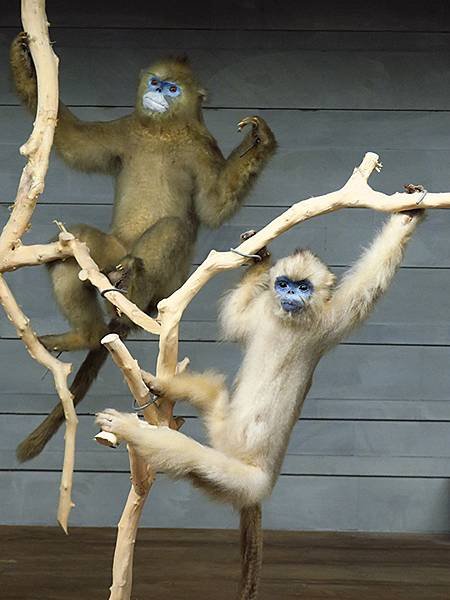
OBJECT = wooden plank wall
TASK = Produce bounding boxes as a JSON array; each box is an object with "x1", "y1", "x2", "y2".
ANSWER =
[{"x1": 1, "y1": 1, "x2": 450, "y2": 531}]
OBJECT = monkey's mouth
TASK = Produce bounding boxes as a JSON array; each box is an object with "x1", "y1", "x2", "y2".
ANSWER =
[
  {"x1": 142, "y1": 93, "x2": 169, "y2": 113},
  {"x1": 280, "y1": 300, "x2": 304, "y2": 313}
]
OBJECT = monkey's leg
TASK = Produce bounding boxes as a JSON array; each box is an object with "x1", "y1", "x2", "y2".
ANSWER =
[
  {"x1": 110, "y1": 217, "x2": 195, "y2": 312},
  {"x1": 41, "y1": 225, "x2": 126, "y2": 352},
  {"x1": 144, "y1": 371, "x2": 228, "y2": 415},
  {"x1": 96, "y1": 410, "x2": 271, "y2": 508}
]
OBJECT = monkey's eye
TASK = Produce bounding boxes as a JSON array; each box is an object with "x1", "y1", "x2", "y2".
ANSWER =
[
  {"x1": 278, "y1": 281, "x2": 288, "y2": 288},
  {"x1": 298, "y1": 282, "x2": 310, "y2": 292},
  {"x1": 150, "y1": 78, "x2": 159, "y2": 86},
  {"x1": 164, "y1": 83, "x2": 181, "y2": 97}
]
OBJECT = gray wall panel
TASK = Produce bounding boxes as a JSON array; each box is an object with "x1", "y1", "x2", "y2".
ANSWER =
[
  {"x1": 5, "y1": 108, "x2": 450, "y2": 208},
  {"x1": 1, "y1": 471, "x2": 448, "y2": 532},
  {"x1": 2, "y1": 415, "x2": 450, "y2": 477},
  {"x1": 1, "y1": 10, "x2": 450, "y2": 532},
  {"x1": 2, "y1": 204, "x2": 450, "y2": 269},
  {"x1": 3, "y1": 30, "x2": 450, "y2": 109},
  {"x1": 1, "y1": 340, "x2": 450, "y2": 411},
  {"x1": 2, "y1": 260, "x2": 450, "y2": 345}
]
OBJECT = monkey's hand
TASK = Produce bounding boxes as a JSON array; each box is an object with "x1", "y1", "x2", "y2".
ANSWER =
[
  {"x1": 239, "y1": 229, "x2": 271, "y2": 261},
  {"x1": 96, "y1": 409, "x2": 151, "y2": 441},
  {"x1": 400, "y1": 184, "x2": 427, "y2": 222},
  {"x1": 107, "y1": 255, "x2": 144, "y2": 292},
  {"x1": 238, "y1": 116, "x2": 277, "y2": 154},
  {"x1": 10, "y1": 32, "x2": 37, "y2": 107}
]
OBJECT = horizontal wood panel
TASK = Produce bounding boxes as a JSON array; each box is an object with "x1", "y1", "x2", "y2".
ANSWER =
[
  {"x1": 4, "y1": 1, "x2": 450, "y2": 31},
  {"x1": 2, "y1": 415, "x2": 450, "y2": 476},
  {"x1": 2, "y1": 394, "x2": 450, "y2": 422},
  {"x1": 0, "y1": 340, "x2": 449, "y2": 411},
  {"x1": 3, "y1": 30, "x2": 450, "y2": 108},
  {"x1": 5, "y1": 107, "x2": 450, "y2": 208},
  {"x1": 0, "y1": 471, "x2": 448, "y2": 531},
  {"x1": 4, "y1": 449, "x2": 449, "y2": 478}
]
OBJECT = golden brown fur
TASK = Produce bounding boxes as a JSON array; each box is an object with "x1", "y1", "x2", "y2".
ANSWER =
[
  {"x1": 10, "y1": 32, "x2": 276, "y2": 461},
  {"x1": 97, "y1": 211, "x2": 424, "y2": 599}
]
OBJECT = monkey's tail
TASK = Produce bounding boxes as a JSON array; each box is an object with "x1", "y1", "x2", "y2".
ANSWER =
[
  {"x1": 16, "y1": 319, "x2": 129, "y2": 463},
  {"x1": 238, "y1": 503, "x2": 263, "y2": 600}
]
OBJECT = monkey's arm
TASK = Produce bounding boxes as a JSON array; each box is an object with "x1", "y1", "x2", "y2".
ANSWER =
[
  {"x1": 10, "y1": 33, "x2": 124, "y2": 174},
  {"x1": 326, "y1": 211, "x2": 425, "y2": 341},
  {"x1": 220, "y1": 258, "x2": 271, "y2": 342},
  {"x1": 193, "y1": 117, "x2": 276, "y2": 228}
]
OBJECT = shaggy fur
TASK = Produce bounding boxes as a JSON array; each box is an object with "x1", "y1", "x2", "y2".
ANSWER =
[{"x1": 10, "y1": 32, "x2": 276, "y2": 461}]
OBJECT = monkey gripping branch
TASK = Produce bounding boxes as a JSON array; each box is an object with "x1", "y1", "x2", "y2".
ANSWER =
[{"x1": 3, "y1": 0, "x2": 450, "y2": 598}]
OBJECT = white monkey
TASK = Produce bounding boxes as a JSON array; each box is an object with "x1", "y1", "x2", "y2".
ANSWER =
[{"x1": 96, "y1": 209, "x2": 424, "y2": 599}]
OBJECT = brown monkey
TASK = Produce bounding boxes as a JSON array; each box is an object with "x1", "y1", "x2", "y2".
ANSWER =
[
  {"x1": 96, "y1": 210, "x2": 424, "y2": 599},
  {"x1": 10, "y1": 32, "x2": 276, "y2": 461}
]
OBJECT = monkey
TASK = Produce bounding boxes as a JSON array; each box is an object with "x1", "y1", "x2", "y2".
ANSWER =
[
  {"x1": 96, "y1": 210, "x2": 424, "y2": 599},
  {"x1": 9, "y1": 32, "x2": 277, "y2": 461}
]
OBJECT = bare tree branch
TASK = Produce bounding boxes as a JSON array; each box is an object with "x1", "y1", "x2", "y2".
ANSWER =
[{"x1": 0, "y1": 0, "x2": 79, "y2": 532}]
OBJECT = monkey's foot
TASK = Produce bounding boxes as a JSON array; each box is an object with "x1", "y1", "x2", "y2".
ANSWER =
[
  {"x1": 39, "y1": 331, "x2": 103, "y2": 352},
  {"x1": 96, "y1": 408, "x2": 152, "y2": 440},
  {"x1": 144, "y1": 376, "x2": 166, "y2": 398}
]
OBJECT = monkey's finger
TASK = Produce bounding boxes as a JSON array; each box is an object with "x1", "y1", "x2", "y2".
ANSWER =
[
  {"x1": 102, "y1": 408, "x2": 121, "y2": 417},
  {"x1": 141, "y1": 368, "x2": 156, "y2": 387},
  {"x1": 95, "y1": 415, "x2": 114, "y2": 429},
  {"x1": 237, "y1": 116, "x2": 259, "y2": 132},
  {"x1": 257, "y1": 247, "x2": 271, "y2": 260},
  {"x1": 240, "y1": 229, "x2": 257, "y2": 241},
  {"x1": 147, "y1": 381, "x2": 164, "y2": 397}
]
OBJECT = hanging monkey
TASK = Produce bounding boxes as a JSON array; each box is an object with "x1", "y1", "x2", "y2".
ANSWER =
[
  {"x1": 10, "y1": 32, "x2": 277, "y2": 461},
  {"x1": 96, "y1": 210, "x2": 425, "y2": 599}
]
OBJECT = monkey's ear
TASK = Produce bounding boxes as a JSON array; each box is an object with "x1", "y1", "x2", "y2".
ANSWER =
[{"x1": 327, "y1": 273, "x2": 337, "y2": 288}]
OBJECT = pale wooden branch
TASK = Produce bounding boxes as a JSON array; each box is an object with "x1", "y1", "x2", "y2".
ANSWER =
[
  {"x1": 0, "y1": 230, "x2": 161, "y2": 335},
  {"x1": 96, "y1": 329, "x2": 191, "y2": 599},
  {"x1": 0, "y1": 0, "x2": 58, "y2": 259},
  {"x1": 0, "y1": 240, "x2": 73, "y2": 272},
  {"x1": 99, "y1": 333, "x2": 160, "y2": 436},
  {"x1": 0, "y1": 0, "x2": 78, "y2": 532},
  {"x1": 98, "y1": 333, "x2": 188, "y2": 600},
  {"x1": 0, "y1": 275, "x2": 76, "y2": 534},
  {"x1": 157, "y1": 152, "x2": 443, "y2": 325},
  {"x1": 63, "y1": 232, "x2": 161, "y2": 336},
  {"x1": 98, "y1": 333, "x2": 157, "y2": 599}
]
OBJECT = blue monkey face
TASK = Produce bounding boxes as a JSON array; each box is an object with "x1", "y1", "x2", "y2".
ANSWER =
[
  {"x1": 142, "y1": 74, "x2": 182, "y2": 113},
  {"x1": 274, "y1": 276, "x2": 314, "y2": 313}
]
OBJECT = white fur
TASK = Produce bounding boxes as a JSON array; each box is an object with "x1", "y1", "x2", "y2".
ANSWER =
[
  {"x1": 142, "y1": 91, "x2": 169, "y2": 113},
  {"x1": 96, "y1": 212, "x2": 423, "y2": 509}
]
